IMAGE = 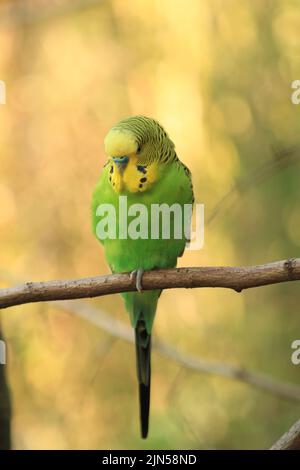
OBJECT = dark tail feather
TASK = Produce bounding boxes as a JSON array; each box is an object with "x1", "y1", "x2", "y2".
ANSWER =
[{"x1": 135, "y1": 320, "x2": 151, "y2": 439}]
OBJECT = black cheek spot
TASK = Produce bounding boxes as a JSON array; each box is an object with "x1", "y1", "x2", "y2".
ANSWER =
[
  {"x1": 137, "y1": 165, "x2": 147, "y2": 174},
  {"x1": 140, "y1": 177, "x2": 147, "y2": 183},
  {"x1": 110, "y1": 166, "x2": 113, "y2": 173},
  {"x1": 139, "y1": 184, "x2": 143, "y2": 188},
  {"x1": 109, "y1": 176, "x2": 112, "y2": 182}
]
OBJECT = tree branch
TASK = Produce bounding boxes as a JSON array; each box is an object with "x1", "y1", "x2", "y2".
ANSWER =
[
  {"x1": 0, "y1": 258, "x2": 300, "y2": 310},
  {"x1": 270, "y1": 419, "x2": 300, "y2": 450}
]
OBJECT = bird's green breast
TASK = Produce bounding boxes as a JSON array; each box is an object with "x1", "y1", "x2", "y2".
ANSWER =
[{"x1": 92, "y1": 161, "x2": 193, "y2": 273}]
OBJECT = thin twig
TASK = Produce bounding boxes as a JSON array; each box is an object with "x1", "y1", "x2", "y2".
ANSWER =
[
  {"x1": 270, "y1": 419, "x2": 300, "y2": 450},
  {"x1": 0, "y1": 258, "x2": 300, "y2": 310},
  {"x1": 56, "y1": 300, "x2": 300, "y2": 403},
  {"x1": 207, "y1": 146, "x2": 300, "y2": 226}
]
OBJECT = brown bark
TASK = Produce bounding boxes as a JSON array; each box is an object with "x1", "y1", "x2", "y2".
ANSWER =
[{"x1": 0, "y1": 258, "x2": 299, "y2": 310}]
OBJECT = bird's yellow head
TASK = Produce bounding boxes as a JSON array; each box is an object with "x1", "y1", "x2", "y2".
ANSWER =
[
  {"x1": 104, "y1": 128, "x2": 138, "y2": 158},
  {"x1": 103, "y1": 115, "x2": 176, "y2": 192},
  {"x1": 104, "y1": 115, "x2": 175, "y2": 166}
]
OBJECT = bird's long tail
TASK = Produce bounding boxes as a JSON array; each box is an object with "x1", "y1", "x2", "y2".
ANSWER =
[{"x1": 135, "y1": 319, "x2": 151, "y2": 439}]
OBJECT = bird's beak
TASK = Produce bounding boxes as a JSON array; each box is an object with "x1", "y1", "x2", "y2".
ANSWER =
[{"x1": 112, "y1": 155, "x2": 129, "y2": 172}]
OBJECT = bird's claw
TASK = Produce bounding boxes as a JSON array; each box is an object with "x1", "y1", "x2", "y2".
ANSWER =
[{"x1": 130, "y1": 269, "x2": 144, "y2": 292}]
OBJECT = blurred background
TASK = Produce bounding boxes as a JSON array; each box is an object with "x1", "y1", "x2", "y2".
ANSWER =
[{"x1": 0, "y1": 0, "x2": 300, "y2": 450}]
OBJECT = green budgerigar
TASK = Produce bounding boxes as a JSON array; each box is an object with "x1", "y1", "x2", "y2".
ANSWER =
[{"x1": 92, "y1": 116, "x2": 194, "y2": 438}]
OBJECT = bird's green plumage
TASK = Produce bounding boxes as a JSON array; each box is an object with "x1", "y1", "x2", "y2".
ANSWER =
[
  {"x1": 92, "y1": 115, "x2": 193, "y2": 438},
  {"x1": 92, "y1": 160, "x2": 192, "y2": 330}
]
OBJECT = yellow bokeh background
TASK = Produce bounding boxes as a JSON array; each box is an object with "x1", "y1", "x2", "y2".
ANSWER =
[{"x1": 1, "y1": 0, "x2": 300, "y2": 449}]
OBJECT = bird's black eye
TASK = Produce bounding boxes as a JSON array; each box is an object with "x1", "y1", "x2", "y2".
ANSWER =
[{"x1": 137, "y1": 144, "x2": 142, "y2": 154}]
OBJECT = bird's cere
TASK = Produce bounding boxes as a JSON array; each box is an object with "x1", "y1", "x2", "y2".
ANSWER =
[{"x1": 94, "y1": 196, "x2": 204, "y2": 250}]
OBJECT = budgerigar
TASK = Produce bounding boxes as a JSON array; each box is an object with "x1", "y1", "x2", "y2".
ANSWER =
[{"x1": 92, "y1": 116, "x2": 194, "y2": 438}]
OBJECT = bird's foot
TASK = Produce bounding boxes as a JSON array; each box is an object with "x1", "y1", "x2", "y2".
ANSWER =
[{"x1": 130, "y1": 269, "x2": 144, "y2": 293}]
